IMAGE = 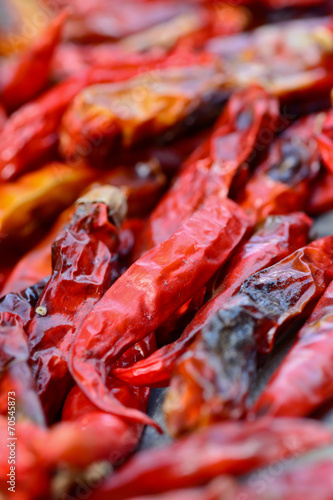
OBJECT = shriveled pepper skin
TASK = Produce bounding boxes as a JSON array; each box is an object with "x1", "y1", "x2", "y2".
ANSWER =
[
  {"x1": 0, "y1": 11, "x2": 67, "y2": 111},
  {"x1": 59, "y1": 58, "x2": 225, "y2": 164},
  {"x1": 114, "y1": 212, "x2": 312, "y2": 387},
  {"x1": 27, "y1": 190, "x2": 125, "y2": 424},
  {"x1": 140, "y1": 86, "x2": 279, "y2": 251},
  {"x1": 238, "y1": 113, "x2": 323, "y2": 223},
  {"x1": 70, "y1": 197, "x2": 251, "y2": 424},
  {"x1": 89, "y1": 418, "x2": 332, "y2": 500},
  {"x1": 254, "y1": 279, "x2": 333, "y2": 418},
  {"x1": 165, "y1": 236, "x2": 333, "y2": 435}
]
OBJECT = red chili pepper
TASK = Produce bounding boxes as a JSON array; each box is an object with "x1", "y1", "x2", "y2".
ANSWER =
[
  {"x1": 165, "y1": 235, "x2": 333, "y2": 435},
  {"x1": 70, "y1": 197, "x2": 251, "y2": 425},
  {"x1": 27, "y1": 186, "x2": 127, "y2": 424},
  {"x1": 254, "y1": 278, "x2": 333, "y2": 417},
  {"x1": 88, "y1": 417, "x2": 332, "y2": 500},
  {"x1": 139, "y1": 85, "x2": 279, "y2": 252},
  {"x1": 115, "y1": 212, "x2": 311, "y2": 387},
  {"x1": 0, "y1": 103, "x2": 6, "y2": 134},
  {"x1": 238, "y1": 113, "x2": 323, "y2": 223},
  {"x1": 0, "y1": 11, "x2": 67, "y2": 112},
  {"x1": 59, "y1": 56, "x2": 224, "y2": 166}
]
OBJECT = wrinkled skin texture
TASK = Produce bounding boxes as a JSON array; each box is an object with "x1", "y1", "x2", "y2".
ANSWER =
[
  {"x1": 165, "y1": 236, "x2": 333, "y2": 435},
  {"x1": 114, "y1": 212, "x2": 312, "y2": 387},
  {"x1": 139, "y1": 85, "x2": 279, "y2": 252},
  {"x1": 255, "y1": 279, "x2": 333, "y2": 417},
  {"x1": 27, "y1": 200, "x2": 123, "y2": 424},
  {"x1": 88, "y1": 418, "x2": 332, "y2": 500},
  {"x1": 60, "y1": 57, "x2": 226, "y2": 164},
  {"x1": 0, "y1": 10, "x2": 67, "y2": 111},
  {"x1": 239, "y1": 113, "x2": 324, "y2": 223},
  {"x1": 70, "y1": 197, "x2": 251, "y2": 426}
]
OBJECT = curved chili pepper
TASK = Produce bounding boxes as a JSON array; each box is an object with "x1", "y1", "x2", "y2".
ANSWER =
[
  {"x1": 0, "y1": 10, "x2": 67, "y2": 111},
  {"x1": 115, "y1": 212, "x2": 312, "y2": 387},
  {"x1": 254, "y1": 278, "x2": 333, "y2": 417},
  {"x1": 165, "y1": 235, "x2": 333, "y2": 435},
  {"x1": 139, "y1": 85, "x2": 279, "y2": 252},
  {"x1": 70, "y1": 197, "x2": 251, "y2": 424},
  {"x1": 88, "y1": 417, "x2": 332, "y2": 500},
  {"x1": 0, "y1": 163, "x2": 96, "y2": 249},
  {"x1": 26, "y1": 186, "x2": 129, "y2": 424},
  {"x1": 238, "y1": 113, "x2": 323, "y2": 223},
  {"x1": 59, "y1": 56, "x2": 225, "y2": 164}
]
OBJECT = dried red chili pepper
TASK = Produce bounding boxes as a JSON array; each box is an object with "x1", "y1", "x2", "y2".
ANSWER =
[
  {"x1": 238, "y1": 113, "x2": 323, "y2": 223},
  {"x1": 165, "y1": 235, "x2": 333, "y2": 435},
  {"x1": 70, "y1": 197, "x2": 251, "y2": 423},
  {"x1": 27, "y1": 186, "x2": 128, "y2": 424},
  {"x1": 0, "y1": 48, "x2": 215, "y2": 182},
  {"x1": 88, "y1": 417, "x2": 332, "y2": 500},
  {"x1": 115, "y1": 212, "x2": 311, "y2": 387},
  {"x1": 35, "y1": 336, "x2": 156, "y2": 470},
  {"x1": 254, "y1": 278, "x2": 333, "y2": 418},
  {"x1": 138, "y1": 85, "x2": 279, "y2": 252},
  {"x1": 0, "y1": 10, "x2": 67, "y2": 111}
]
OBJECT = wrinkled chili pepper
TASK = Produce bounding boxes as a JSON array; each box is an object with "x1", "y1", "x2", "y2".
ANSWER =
[
  {"x1": 254, "y1": 278, "x2": 333, "y2": 417},
  {"x1": 115, "y1": 212, "x2": 311, "y2": 387},
  {"x1": 165, "y1": 235, "x2": 333, "y2": 435},
  {"x1": 0, "y1": 48, "x2": 215, "y2": 183},
  {"x1": 26, "y1": 186, "x2": 130, "y2": 424},
  {"x1": 138, "y1": 85, "x2": 279, "y2": 252},
  {"x1": 88, "y1": 417, "x2": 332, "y2": 500},
  {"x1": 238, "y1": 112, "x2": 324, "y2": 223},
  {"x1": 0, "y1": 10, "x2": 67, "y2": 111},
  {"x1": 0, "y1": 162, "x2": 96, "y2": 250},
  {"x1": 70, "y1": 197, "x2": 251, "y2": 423},
  {"x1": 59, "y1": 56, "x2": 225, "y2": 164}
]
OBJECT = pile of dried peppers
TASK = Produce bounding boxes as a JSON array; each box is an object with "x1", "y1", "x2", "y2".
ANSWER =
[{"x1": 2, "y1": 0, "x2": 333, "y2": 499}]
